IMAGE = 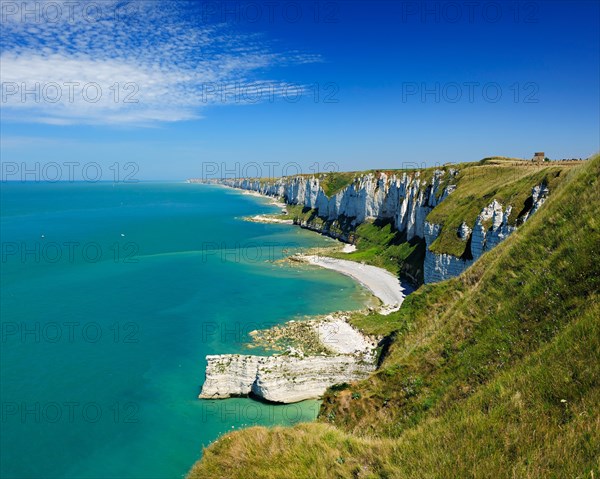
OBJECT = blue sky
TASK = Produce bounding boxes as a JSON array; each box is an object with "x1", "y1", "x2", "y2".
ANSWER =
[{"x1": 1, "y1": 0, "x2": 599, "y2": 180}]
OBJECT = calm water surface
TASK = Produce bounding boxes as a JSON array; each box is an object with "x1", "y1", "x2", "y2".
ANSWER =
[{"x1": 0, "y1": 182, "x2": 369, "y2": 479}]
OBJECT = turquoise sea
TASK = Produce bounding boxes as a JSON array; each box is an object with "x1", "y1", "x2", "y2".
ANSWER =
[{"x1": 0, "y1": 182, "x2": 370, "y2": 479}]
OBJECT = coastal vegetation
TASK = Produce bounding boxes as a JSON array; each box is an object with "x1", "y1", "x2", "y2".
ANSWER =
[
  {"x1": 278, "y1": 205, "x2": 426, "y2": 283},
  {"x1": 327, "y1": 221, "x2": 425, "y2": 284},
  {"x1": 320, "y1": 172, "x2": 358, "y2": 198},
  {"x1": 426, "y1": 159, "x2": 568, "y2": 257},
  {"x1": 188, "y1": 156, "x2": 599, "y2": 478}
]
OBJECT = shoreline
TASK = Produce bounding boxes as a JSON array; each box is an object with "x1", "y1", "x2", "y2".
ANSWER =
[
  {"x1": 296, "y1": 255, "x2": 410, "y2": 315},
  {"x1": 198, "y1": 185, "x2": 411, "y2": 404},
  {"x1": 240, "y1": 189, "x2": 288, "y2": 210},
  {"x1": 231, "y1": 185, "x2": 411, "y2": 312},
  {"x1": 199, "y1": 313, "x2": 378, "y2": 404},
  {"x1": 243, "y1": 214, "x2": 294, "y2": 224}
]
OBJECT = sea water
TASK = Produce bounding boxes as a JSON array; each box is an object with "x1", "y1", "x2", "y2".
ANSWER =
[{"x1": 0, "y1": 182, "x2": 369, "y2": 479}]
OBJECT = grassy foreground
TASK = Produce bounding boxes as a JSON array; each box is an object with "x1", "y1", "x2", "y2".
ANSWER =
[{"x1": 188, "y1": 156, "x2": 599, "y2": 479}]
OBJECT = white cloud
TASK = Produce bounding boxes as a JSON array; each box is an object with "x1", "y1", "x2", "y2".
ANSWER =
[{"x1": 0, "y1": 0, "x2": 319, "y2": 126}]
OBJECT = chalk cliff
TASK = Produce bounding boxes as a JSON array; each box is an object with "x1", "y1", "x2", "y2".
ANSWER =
[
  {"x1": 199, "y1": 352, "x2": 376, "y2": 404},
  {"x1": 424, "y1": 183, "x2": 548, "y2": 282},
  {"x1": 199, "y1": 166, "x2": 549, "y2": 284},
  {"x1": 223, "y1": 170, "x2": 450, "y2": 242}
]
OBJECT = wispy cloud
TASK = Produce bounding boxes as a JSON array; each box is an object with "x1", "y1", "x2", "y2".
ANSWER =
[{"x1": 0, "y1": 0, "x2": 320, "y2": 126}]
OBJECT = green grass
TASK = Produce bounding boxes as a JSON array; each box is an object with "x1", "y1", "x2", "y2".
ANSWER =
[
  {"x1": 280, "y1": 207, "x2": 425, "y2": 284},
  {"x1": 191, "y1": 302, "x2": 599, "y2": 479},
  {"x1": 328, "y1": 221, "x2": 425, "y2": 283},
  {"x1": 320, "y1": 155, "x2": 599, "y2": 437},
  {"x1": 278, "y1": 204, "x2": 325, "y2": 228},
  {"x1": 347, "y1": 280, "x2": 453, "y2": 337},
  {"x1": 188, "y1": 156, "x2": 599, "y2": 479},
  {"x1": 426, "y1": 160, "x2": 570, "y2": 257},
  {"x1": 319, "y1": 172, "x2": 358, "y2": 198}
]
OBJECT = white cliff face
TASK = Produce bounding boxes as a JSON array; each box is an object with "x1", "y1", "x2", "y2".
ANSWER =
[
  {"x1": 423, "y1": 222, "x2": 470, "y2": 284},
  {"x1": 424, "y1": 183, "x2": 549, "y2": 283},
  {"x1": 199, "y1": 353, "x2": 375, "y2": 404},
  {"x1": 523, "y1": 183, "x2": 550, "y2": 221},
  {"x1": 199, "y1": 354, "x2": 260, "y2": 399},
  {"x1": 217, "y1": 175, "x2": 549, "y2": 284},
  {"x1": 199, "y1": 317, "x2": 378, "y2": 404},
  {"x1": 223, "y1": 170, "x2": 451, "y2": 243}
]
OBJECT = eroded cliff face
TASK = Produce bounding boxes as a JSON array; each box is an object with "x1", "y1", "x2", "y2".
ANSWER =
[
  {"x1": 199, "y1": 352, "x2": 375, "y2": 404},
  {"x1": 225, "y1": 171, "x2": 451, "y2": 242},
  {"x1": 213, "y1": 172, "x2": 548, "y2": 284},
  {"x1": 423, "y1": 184, "x2": 549, "y2": 282}
]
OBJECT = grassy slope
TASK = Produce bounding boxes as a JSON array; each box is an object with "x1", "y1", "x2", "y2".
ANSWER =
[
  {"x1": 427, "y1": 158, "x2": 569, "y2": 257},
  {"x1": 320, "y1": 172, "x2": 359, "y2": 197},
  {"x1": 188, "y1": 156, "x2": 599, "y2": 478}
]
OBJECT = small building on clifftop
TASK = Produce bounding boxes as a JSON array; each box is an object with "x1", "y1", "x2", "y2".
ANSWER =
[{"x1": 532, "y1": 152, "x2": 545, "y2": 162}]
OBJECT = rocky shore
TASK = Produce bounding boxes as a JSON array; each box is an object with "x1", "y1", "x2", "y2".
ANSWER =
[
  {"x1": 199, "y1": 315, "x2": 378, "y2": 404},
  {"x1": 199, "y1": 352, "x2": 375, "y2": 403},
  {"x1": 243, "y1": 214, "x2": 294, "y2": 224}
]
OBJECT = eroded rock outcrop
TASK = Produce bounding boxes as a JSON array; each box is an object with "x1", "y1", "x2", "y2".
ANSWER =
[
  {"x1": 199, "y1": 352, "x2": 375, "y2": 403},
  {"x1": 199, "y1": 316, "x2": 378, "y2": 404}
]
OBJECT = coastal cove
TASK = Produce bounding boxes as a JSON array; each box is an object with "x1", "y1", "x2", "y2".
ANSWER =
[
  {"x1": 0, "y1": 182, "x2": 374, "y2": 479},
  {"x1": 198, "y1": 185, "x2": 413, "y2": 405}
]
